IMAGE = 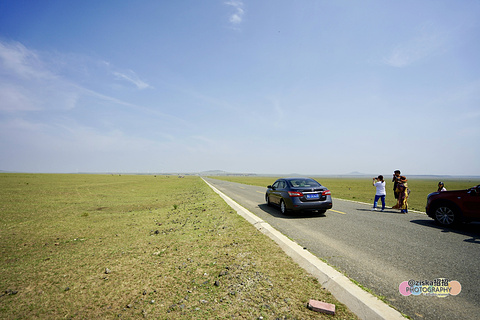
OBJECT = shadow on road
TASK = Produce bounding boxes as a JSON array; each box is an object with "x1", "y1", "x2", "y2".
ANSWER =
[
  {"x1": 258, "y1": 203, "x2": 327, "y2": 219},
  {"x1": 410, "y1": 219, "x2": 480, "y2": 244},
  {"x1": 356, "y1": 208, "x2": 407, "y2": 214}
]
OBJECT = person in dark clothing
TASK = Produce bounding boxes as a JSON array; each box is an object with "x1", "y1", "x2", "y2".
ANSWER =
[{"x1": 392, "y1": 170, "x2": 401, "y2": 200}]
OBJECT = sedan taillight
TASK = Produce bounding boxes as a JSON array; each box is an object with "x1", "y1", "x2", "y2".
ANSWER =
[
  {"x1": 288, "y1": 191, "x2": 304, "y2": 197},
  {"x1": 322, "y1": 190, "x2": 331, "y2": 196}
]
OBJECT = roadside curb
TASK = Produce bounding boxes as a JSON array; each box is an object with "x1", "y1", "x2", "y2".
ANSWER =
[{"x1": 203, "y1": 178, "x2": 405, "y2": 320}]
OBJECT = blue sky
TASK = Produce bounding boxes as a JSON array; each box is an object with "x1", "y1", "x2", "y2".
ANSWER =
[{"x1": 1, "y1": 1, "x2": 479, "y2": 176}]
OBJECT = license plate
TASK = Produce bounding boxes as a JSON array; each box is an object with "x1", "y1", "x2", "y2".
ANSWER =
[{"x1": 306, "y1": 194, "x2": 320, "y2": 199}]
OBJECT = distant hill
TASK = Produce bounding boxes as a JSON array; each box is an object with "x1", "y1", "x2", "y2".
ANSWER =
[
  {"x1": 347, "y1": 171, "x2": 365, "y2": 175},
  {"x1": 199, "y1": 170, "x2": 228, "y2": 175},
  {"x1": 200, "y1": 170, "x2": 258, "y2": 176}
]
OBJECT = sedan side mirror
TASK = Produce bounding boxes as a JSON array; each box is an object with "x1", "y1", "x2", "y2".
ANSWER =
[{"x1": 267, "y1": 185, "x2": 274, "y2": 190}]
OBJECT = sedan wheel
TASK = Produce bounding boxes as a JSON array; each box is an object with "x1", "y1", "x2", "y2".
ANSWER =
[
  {"x1": 434, "y1": 205, "x2": 457, "y2": 226},
  {"x1": 266, "y1": 195, "x2": 271, "y2": 206}
]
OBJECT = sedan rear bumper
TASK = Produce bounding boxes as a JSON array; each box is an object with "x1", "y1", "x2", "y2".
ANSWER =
[{"x1": 289, "y1": 198, "x2": 333, "y2": 211}]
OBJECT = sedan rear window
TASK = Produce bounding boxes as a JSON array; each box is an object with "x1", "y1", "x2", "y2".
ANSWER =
[{"x1": 289, "y1": 179, "x2": 321, "y2": 188}]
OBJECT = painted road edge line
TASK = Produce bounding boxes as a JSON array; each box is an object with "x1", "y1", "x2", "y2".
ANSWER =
[{"x1": 203, "y1": 178, "x2": 404, "y2": 320}]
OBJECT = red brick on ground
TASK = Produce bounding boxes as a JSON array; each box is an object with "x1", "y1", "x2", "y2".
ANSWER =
[{"x1": 307, "y1": 299, "x2": 336, "y2": 315}]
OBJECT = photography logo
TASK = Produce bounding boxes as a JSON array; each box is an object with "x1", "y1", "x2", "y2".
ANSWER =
[{"x1": 399, "y1": 278, "x2": 461, "y2": 297}]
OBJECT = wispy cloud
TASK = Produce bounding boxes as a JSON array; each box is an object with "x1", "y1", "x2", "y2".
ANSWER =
[
  {"x1": 225, "y1": 0, "x2": 245, "y2": 27},
  {"x1": 383, "y1": 23, "x2": 446, "y2": 67},
  {"x1": 0, "y1": 41, "x2": 78, "y2": 112},
  {"x1": 113, "y1": 70, "x2": 152, "y2": 90},
  {"x1": 0, "y1": 84, "x2": 38, "y2": 112},
  {"x1": 0, "y1": 40, "x2": 153, "y2": 114},
  {"x1": 0, "y1": 41, "x2": 55, "y2": 80}
]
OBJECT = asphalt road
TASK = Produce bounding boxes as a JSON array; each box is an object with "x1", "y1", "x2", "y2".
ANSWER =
[{"x1": 204, "y1": 177, "x2": 480, "y2": 320}]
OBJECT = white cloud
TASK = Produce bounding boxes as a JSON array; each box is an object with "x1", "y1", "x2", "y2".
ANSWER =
[{"x1": 225, "y1": 0, "x2": 245, "y2": 26}]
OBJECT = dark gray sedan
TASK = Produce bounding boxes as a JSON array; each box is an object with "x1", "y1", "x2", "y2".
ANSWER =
[{"x1": 266, "y1": 177, "x2": 333, "y2": 215}]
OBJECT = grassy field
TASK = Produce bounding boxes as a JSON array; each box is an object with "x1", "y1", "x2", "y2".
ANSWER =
[
  {"x1": 210, "y1": 176, "x2": 479, "y2": 212},
  {"x1": 0, "y1": 174, "x2": 358, "y2": 319}
]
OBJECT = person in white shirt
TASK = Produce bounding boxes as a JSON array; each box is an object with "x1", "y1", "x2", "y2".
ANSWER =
[{"x1": 372, "y1": 175, "x2": 386, "y2": 211}]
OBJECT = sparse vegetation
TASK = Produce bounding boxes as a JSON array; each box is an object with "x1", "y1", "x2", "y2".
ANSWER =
[{"x1": 0, "y1": 174, "x2": 358, "y2": 319}]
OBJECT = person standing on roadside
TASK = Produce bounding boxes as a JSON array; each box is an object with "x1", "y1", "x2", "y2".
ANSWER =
[
  {"x1": 392, "y1": 170, "x2": 401, "y2": 200},
  {"x1": 372, "y1": 175, "x2": 386, "y2": 211},
  {"x1": 437, "y1": 182, "x2": 447, "y2": 192},
  {"x1": 393, "y1": 176, "x2": 409, "y2": 213}
]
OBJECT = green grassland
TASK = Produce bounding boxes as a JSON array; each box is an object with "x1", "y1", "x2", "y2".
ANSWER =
[
  {"x1": 210, "y1": 176, "x2": 479, "y2": 212},
  {"x1": 0, "y1": 174, "x2": 357, "y2": 319}
]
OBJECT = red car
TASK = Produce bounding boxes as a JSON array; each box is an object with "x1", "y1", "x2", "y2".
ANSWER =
[{"x1": 426, "y1": 185, "x2": 480, "y2": 227}]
